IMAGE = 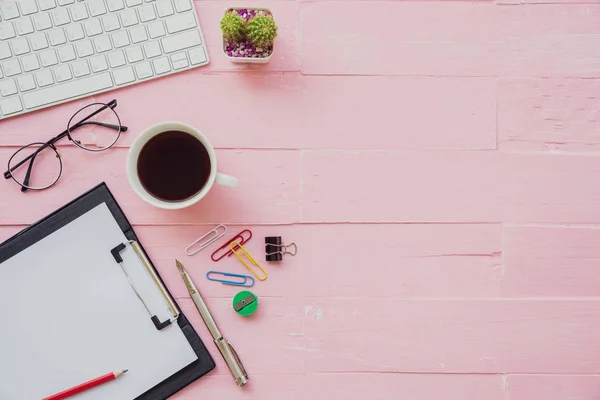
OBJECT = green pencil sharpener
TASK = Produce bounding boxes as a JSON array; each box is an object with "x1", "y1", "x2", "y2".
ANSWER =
[{"x1": 233, "y1": 290, "x2": 258, "y2": 317}]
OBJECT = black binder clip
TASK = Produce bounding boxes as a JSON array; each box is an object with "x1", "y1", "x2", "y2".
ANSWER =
[
  {"x1": 265, "y1": 236, "x2": 297, "y2": 262},
  {"x1": 111, "y1": 241, "x2": 180, "y2": 331}
]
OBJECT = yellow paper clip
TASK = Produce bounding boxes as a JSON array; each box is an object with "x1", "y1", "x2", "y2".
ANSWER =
[{"x1": 230, "y1": 241, "x2": 268, "y2": 281}]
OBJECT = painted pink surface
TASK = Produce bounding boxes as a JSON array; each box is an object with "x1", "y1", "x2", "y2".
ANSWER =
[{"x1": 1, "y1": 0, "x2": 600, "y2": 399}]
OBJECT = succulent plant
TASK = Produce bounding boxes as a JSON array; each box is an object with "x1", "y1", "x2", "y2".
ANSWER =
[
  {"x1": 247, "y1": 15, "x2": 277, "y2": 47},
  {"x1": 220, "y1": 11, "x2": 246, "y2": 42}
]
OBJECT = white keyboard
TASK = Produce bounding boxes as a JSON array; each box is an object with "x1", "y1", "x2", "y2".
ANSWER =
[{"x1": 0, "y1": 0, "x2": 209, "y2": 119}]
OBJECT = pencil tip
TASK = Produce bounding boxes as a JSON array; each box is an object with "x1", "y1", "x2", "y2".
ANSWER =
[
  {"x1": 123, "y1": 369, "x2": 128, "y2": 373},
  {"x1": 175, "y1": 259, "x2": 184, "y2": 273}
]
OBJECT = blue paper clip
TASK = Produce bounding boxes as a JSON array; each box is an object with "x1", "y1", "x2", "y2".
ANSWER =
[{"x1": 206, "y1": 271, "x2": 255, "y2": 287}]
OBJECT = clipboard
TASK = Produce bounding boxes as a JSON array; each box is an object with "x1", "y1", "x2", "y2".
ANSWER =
[{"x1": 0, "y1": 183, "x2": 215, "y2": 399}]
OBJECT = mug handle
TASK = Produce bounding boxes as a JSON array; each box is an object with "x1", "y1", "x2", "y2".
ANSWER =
[{"x1": 215, "y1": 173, "x2": 238, "y2": 187}]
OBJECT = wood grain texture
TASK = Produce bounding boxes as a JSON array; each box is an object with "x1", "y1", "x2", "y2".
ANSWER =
[
  {"x1": 507, "y1": 374, "x2": 600, "y2": 400},
  {"x1": 499, "y1": 78, "x2": 600, "y2": 152},
  {"x1": 301, "y1": 151, "x2": 600, "y2": 223},
  {"x1": 502, "y1": 225, "x2": 600, "y2": 297},
  {"x1": 301, "y1": 2, "x2": 600, "y2": 77},
  {"x1": 0, "y1": 148, "x2": 300, "y2": 225},
  {"x1": 304, "y1": 299, "x2": 600, "y2": 374},
  {"x1": 0, "y1": 75, "x2": 497, "y2": 151}
]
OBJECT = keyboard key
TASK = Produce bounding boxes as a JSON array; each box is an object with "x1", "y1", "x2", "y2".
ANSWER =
[
  {"x1": 15, "y1": 17, "x2": 34, "y2": 35},
  {"x1": 50, "y1": 7, "x2": 70, "y2": 26},
  {"x1": 30, "y1": 33, "x2": 49, "y2": 51},
  {"x1": 125, "y1": 45, "x2": 143, "y2": 62},
  {"x1": 70, "y1": 3, "x2": 88, "y2": 21},
  {"x1": 129, "y1": 25, "x2": 147, "y2": 43},
  {"x1": 75, "y1": 39, "x2": 93, "y2": 57},
  {"x1": 22, "y1": 72, "x2": 113, "y2": 109},
  {"x1": 35, "y1": 69, "x2": 54, "y2": 87},
  {"x1": 39, "y1": 49, "x2": 58, "y2": 66},
  {"x1": 1, "y1": 96, "x2": 23, "y2": 115},
  {"x1": 0, "y1": 69, "x2": 4, "y2": 79},
  {"x1": 0, "y1": 22, "x2": 16, "y2": 39},
  {"x1": 3, "y1": 59, "x2": 21, "y2": 76},
  {"x1": 84, "y1": 18, "x2": 102, "y2": 36},
  {"x1": 57, "y1": 0, "x2": 75, "y2": 5},
  {"x1": 161, "y1": 30, "x2": 200, "y2": 53},
  {"x1": 0, "y1": 79, "x2": 18, "y2": 96},
  {"x1": 48, "y1": 28, "x2": 67, "y2": 45},
  {"x1": 170, "y1": 52, "x2": 185, "y2": 62},
  {"x1": 57, "y1": 44, "x2": 76, "y2": 61},
  {"x1": 33, "y1": 13, "x2": 52, "y2": 30},
  {"x1": 65, "y1": 23, "x2": 84, "y2": 41},
  {"x1": 21, "y1": 54, "x2": 40, "y2": 71},
  {"x1": 19, "y1": 0, "x2": 39, "y2": 16},
  {"x1": 147, "y1": 20, "x2": 165, "y2": 38},
  {"x1": 172, "y1": 58, "x2": 187, "y2": 69},
  {"x1": 107, "y1": 49, "x2": 125, "y2": 67},
  {"x1": 12, "y1": 37, "x2": 30, "y2": 55},
  {"x1": 120, "y1": 9, "x2": 138, "y2": 27},
  {"x1": 0, "y1": 42, "x2": 11, "y2": 59},
  {"x1": 138, "y1": 4, "x2": 156, "y2": 22},
  {"x1": 101, "y1": 13, "x2": 120, "y2": 32},
  {"x1": 93, "y1": 36, "x2": 112, "y2": 53},
  {"x1": 17, "y1": 74, "x2": 36, "y2": 91},
  {"x1": 53, "y1": 64, "x2": 72, "y2": 81},
  {"x1": 38, "y1": 0, "x2": 57, "y2": 11},
  {"x1": 107, "y1": 0, "x2": 124, "y2": 12},
  {"x1": 113, "y1": 65, "x2": 135, "y2": 85},
  {"x1": 165, "y1": 13, "x2": 195, "y2": 34},
  {"x1": 142, "y1": 40, "x2": 160, "y2": 58},
  {"x1": 88, "y1": 0, "x2": 107, "y2": 16},
  {"x1": 134, "y1": 61, "x2": 152, "y2": 79},
  {"x1": 155, "y1": 0, "x2": 173, "y2": 17},
  {"x1": 89, "y1": 54, "x2": 108, "y2": 72},
  {"x1": 72, "y1": 59, "x2": 90, "y2": 77},
  {"x1": 152, "y1": 56, "x2": 170, "y2": 74},
  {"x1": 0, "y1": 2, "x2": 19, "y2": 20},
  {"x1": 111, "y1": 30, "x2": 129, "y2": 48},
  {"x1": 188, "y1": 47, "x2": 206, "y2": 65},
  {"x1": 173, "y1": 0, "x2": 191, "y2": 13},
  {"x1": 126, "y1": 0, "x2": 143, "y2": 7}
]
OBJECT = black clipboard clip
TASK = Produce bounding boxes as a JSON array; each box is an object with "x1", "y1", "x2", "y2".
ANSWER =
[{"x1": 111, "y1": 241, "x2": 180, "y2": 331}]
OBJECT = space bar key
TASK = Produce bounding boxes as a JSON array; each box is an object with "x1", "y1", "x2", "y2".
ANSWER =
[{"x1": 23, "y1": 73, "x2": 114, "y2": 109}]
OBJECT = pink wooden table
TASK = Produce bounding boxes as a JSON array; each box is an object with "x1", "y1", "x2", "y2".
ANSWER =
[{"x1": 2, "y1": 0, "x2": 600, "y2": 399}]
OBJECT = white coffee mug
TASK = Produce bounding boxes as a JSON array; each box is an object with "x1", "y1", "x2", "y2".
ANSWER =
[{"x1": 126, "y1": 121, "x2": 238, "y2": 210}]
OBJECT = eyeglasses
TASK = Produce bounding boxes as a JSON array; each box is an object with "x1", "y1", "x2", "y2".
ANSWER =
[{"x1": 4, "y1": 100, "x2": 127, "y2": 192}]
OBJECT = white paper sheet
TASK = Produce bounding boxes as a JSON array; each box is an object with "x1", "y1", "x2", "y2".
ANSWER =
[{"x1": 0, "y1": 204, "x2": 198, "y2": 400}]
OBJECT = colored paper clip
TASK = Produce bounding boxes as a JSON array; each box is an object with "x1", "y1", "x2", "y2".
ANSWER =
[
  {"x1": 265, "y1": 236, "x2": 298, "y2": 261},
  {"x1": 211, "y1": 229, "x2": 253, "y2": 262},
  {"x1": 185, "y1": 224, "x2": 227, "y2": 256},
  {"x1": 230, "y1": 241, "x2": 268, "y2": 281},
  {"x1": 206, "y1": 271, "x2": 255, "y2": 287}
]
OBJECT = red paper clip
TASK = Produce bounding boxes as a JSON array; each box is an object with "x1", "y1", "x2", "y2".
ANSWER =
[{"x1": 211, "y1": 229, "x2": 253, "y2": 262}]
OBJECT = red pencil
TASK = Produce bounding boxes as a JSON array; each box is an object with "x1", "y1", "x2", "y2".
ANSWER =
[{"x1": 43, "y1": 370, "x2": 128, "y2": 400}]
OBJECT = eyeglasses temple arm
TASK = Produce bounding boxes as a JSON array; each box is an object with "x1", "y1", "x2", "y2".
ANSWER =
[
  {"x1": 3, "y1": 131, "x2": 67, "y2": 179},
  {"x1": 19, "y1": 151, "x2": 38, "y2": 192},
  {"x1": 76, "y1": 121, "x2": 128, "y2": 131}
]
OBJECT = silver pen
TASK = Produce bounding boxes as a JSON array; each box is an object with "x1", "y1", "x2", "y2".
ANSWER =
[{"x1": 176, "y1": 259, "x2": 248, "y2": 386}]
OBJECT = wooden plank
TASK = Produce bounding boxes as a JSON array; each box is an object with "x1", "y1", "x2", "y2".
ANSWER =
[
  {"x1": 304, "y1": 299, "x2": 600, "y2": 373},
  {"x1": 121, "y1": 223, "x2": 502, "y2": 299},
  {"x1": 503, "y1": 225, "x2": 600, "y2": 297},
  {"x1": 0, "y1": 75, "x2": 497, "y2": 151},
  {"x1": 507, "y1": 374, "x2": 600, "y2": 400},
  {"x1": 0, "y1": 148, "x2": 300, "y2": 225},
  {"x1": 301, "y1": 151, "x2": 600, "y2": 223},
  {"x1": 300, "y1": 2, "x2": 600, "y2": 77},
  {"x1": 498, "y1": 78, "x2": 600, "y2": 152},
  {"x1": 174, "y1": 373, "x2": 507, "y2": 400}
]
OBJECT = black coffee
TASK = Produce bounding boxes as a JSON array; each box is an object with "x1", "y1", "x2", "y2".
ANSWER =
[{"x1": 137, "y1": 130, "x2": 211, "y2": 202}]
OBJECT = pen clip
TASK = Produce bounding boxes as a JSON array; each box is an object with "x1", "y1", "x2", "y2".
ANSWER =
[{"x1": 227, "y1": 341, "x2": 248, "y2": 379}]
